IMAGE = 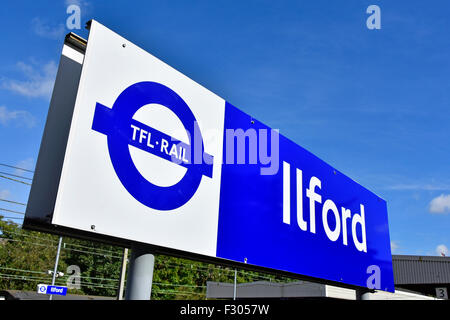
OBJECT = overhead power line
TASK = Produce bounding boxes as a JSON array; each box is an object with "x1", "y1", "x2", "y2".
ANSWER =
[
  {"x1": 0, "y1": 273, "x2": 210, "y2": 295},
  {"x1": 0, "y1": 208, "x2": 25, "y2": 215},
  {"x1": 0, "y1": 171, "x2": 32, "y2": 181},
  {"x1": 1, "y1": 235, "x2": 277, "y2": 281},
  {"x1": 0, "y1": 198, "x2": 27, "y2": 206},
  {"x1": 0, "y1": 274, "x2": 118, "y2": 290},
  {"x1": 153, "y1": 289, "x2": 205, "y2": 296},
  {"x1": 0, "y1": 237, "x2": 122, "y2": 259},
  {"x1": 0, "y1": 163, "x2": 34, "y2": 173},
  {"x1": 1, "y1": 230, "x2": 57, "y2": 244},
  {"x1": 3, "y1": 230, "x2": 121, "y2": 256},
  {"x1": 0, "y1": 174, "x2": 31, "y2": 186},
  {"x1": 0, "y1": 216, "x2": 23, "y2": 220},
  {"x1": 0, "y1": 267, "x2": 208, "y2": 289},
  {"x1": 0, "y1": 267, "x2": 120, "y2": 284},
  {"x1": 0, "y1": 267, "x2": 48, "y2": 275},
  {"x1": 0, "y1": 202, "x2": 285, "y2": 283},
  {"x1": 0, "y1": 238, "x2": 53, "y2": 249},
  {"x1": 0, "y1": 233, "x2": 279, "y2": 282},
  {"x1": 0, "y1": 273, "x2": 207, "y2": 295}
]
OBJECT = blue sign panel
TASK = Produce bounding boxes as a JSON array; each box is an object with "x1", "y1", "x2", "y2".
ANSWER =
[
  {"x1": 216, "y1": 103, "x2": 394, "y2": 292},
  {"x1": 37, "y1": 284, "x2": 68, "y2": 296},
  {"x1": 88, "y1": 82, "x2": 394, "y2": 292}
]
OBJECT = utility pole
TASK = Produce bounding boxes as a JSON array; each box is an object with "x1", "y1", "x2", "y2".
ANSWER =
[
  {"x1": 49, "y1": 236, "x2": 63, "y2": 300},
  {"x1": 233, "y1": 269, "x2": 237, "y2": 300},
  {"x1": 117, "y1": 248, "x2": 128, "y2": 300}
]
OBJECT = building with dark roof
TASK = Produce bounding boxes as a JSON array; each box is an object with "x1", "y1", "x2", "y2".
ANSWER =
[
  {"x1": 392, "y1": 255, "x2": 450, "y2": 298},
  {"x1": 206, "y1": 255, "x2": 450, "y2": 300}
]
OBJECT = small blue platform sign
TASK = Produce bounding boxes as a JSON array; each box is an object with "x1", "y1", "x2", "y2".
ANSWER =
[{"x1": 37, "y1": 284, "x2": 68, "y2": 296}]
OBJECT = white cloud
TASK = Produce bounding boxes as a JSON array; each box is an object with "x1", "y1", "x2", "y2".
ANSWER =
[
  {"x1": 436, "y1": 244, "x2": 449, "y2": 256},
  {"x1": 390, "y1": 241, "x2": 400, "y2": 253},
  {"x1": 65, "y1": 0, "x2": 82, "y2": 6},
  {"x1": 386, "y1": 184, "x2": 450, "y2": 191},
  {"x1": 1, "y1": 60, "x2": 57, "y2": 99},
  {"x1": 429, "y1": 194, "x2": 450, "y2": 214},
  {"x1": 0, "y1": 190, "x2": 11, "y2": 199},
  {"x1": 65, "y1": 0, "x2": 91, "y2": 9},
  {"x1": 15, "y1": 158, "x2": 34, "y2": 175},
  {"x1": 31, "y1": 17, "x2": 65, "y2": 40},
  {"x1": 0, "y1": 106, "x2": 36, "y2": 128}
]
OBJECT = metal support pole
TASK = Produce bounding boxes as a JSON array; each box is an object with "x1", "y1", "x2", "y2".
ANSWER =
[
  {"x1": 49, "y1": 236, "x2": 63, "y2": 300},
  {"x1": 233, "y1": 269, "x2": 237, "y2": 300},
  {"x1": 125, "y1": 247, "x2": 155, "y2": 300},
  {"x1": 117, "y1": 248, "x2": 128, "y2": 300},
  {"x1": 356, "y1": 288, "x2": 375, "y2": 300}
]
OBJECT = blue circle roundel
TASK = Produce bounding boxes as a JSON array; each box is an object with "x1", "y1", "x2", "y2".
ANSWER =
[{"x1": 91, "y1": 82, "x2": 214, "y2": 211}]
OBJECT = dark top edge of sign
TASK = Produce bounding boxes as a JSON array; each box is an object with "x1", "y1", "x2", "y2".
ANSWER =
[{"x1": 65, "y1": 32, "x2": 87, "y2": 54}]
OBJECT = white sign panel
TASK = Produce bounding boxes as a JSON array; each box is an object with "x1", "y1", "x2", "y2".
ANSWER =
[{"x1": 51, "y1": 21, "x2": 225, "y2": 257}]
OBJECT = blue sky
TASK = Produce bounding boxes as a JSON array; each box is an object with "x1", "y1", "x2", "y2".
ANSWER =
[{"x1": 0, "y1": 0, "x2": 448, "y2": 256}]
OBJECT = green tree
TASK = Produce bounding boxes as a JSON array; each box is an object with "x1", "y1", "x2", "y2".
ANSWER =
[
  {"x1": 62, "y1": 237, "x2": 123, "y2": 296},
  {"x1": 0, "y1": 216, "x2": 295, "y2": 299},
  {"x1": 0, "y1": 217, "x2": 121, "y2": 296},
  {"x1": 0, "y1": 217, "x2": 67, "y2": 291}
]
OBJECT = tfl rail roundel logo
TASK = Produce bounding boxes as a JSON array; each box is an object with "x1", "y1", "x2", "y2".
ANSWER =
[{"x1": 91, "y1": 82, "x2": 213, "y2": 211}]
